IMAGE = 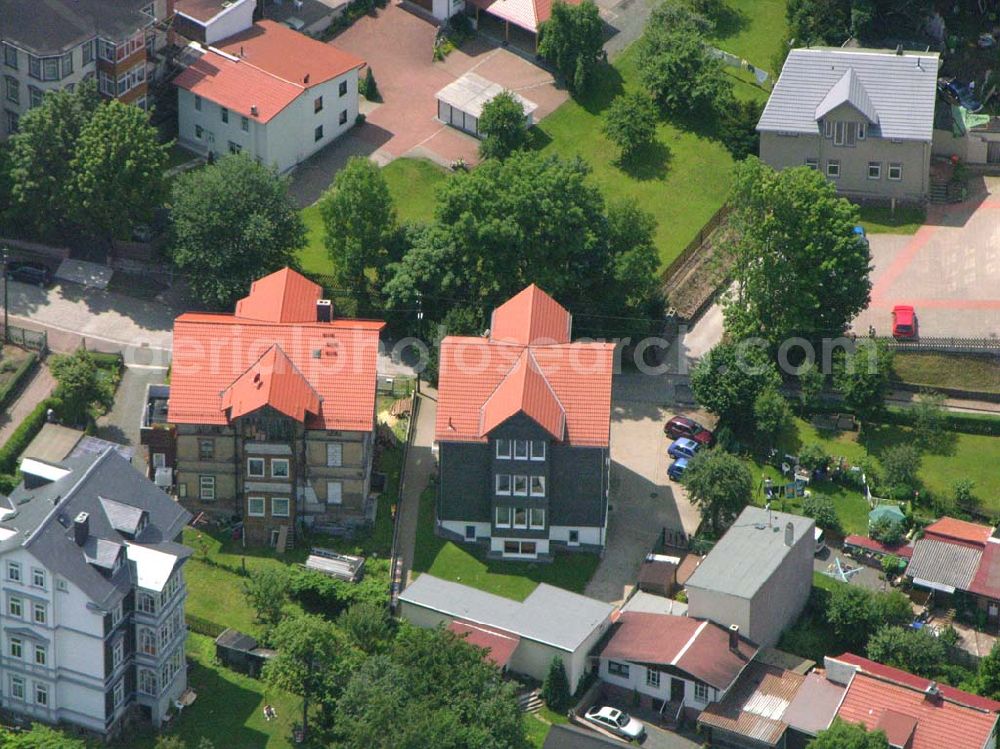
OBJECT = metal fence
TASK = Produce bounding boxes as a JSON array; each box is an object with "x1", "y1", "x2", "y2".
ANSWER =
[
  {"x1": 877, "y1": 336, "x2": 1000, "y2": 353},
  {"x1": 6, "y1": 325, "x2": 47, "y2": 354}
]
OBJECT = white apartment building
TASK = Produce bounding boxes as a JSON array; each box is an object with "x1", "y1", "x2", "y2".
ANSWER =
[
  {"x1": 173, "y1": 20, "x2": 364, "y2": 174},
  {"x1": 0, "y1": 448, "x2": 191, "y2": 737}
]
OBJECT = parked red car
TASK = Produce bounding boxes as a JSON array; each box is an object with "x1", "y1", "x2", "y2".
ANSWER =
[
  {"x1": 664, "y1": 415, "x2": 714, "y2": 446},
  {"x1": 892, "y1": 305, "x2": 917, "y2": 339}
]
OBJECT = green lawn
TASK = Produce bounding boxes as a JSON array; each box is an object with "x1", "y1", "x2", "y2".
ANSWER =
[
  {"x1": 859, "y1": 204, "x2": 926, "y2": 235},
  {"x1": 298, "y1": 202, "x2": 327, "y2": 278},
  {"x1": 413, "y1": 485, "x2": 600, "y2": 601},
  {"x1": 525, "y1": 707, "x2": 569, "y2": 748},
  {"x1": 707, "y1": 0, "x2": 787, "y2": 70},
  {"x1": 891, "y1": 352, "x2": 1000, "y2": 394}
]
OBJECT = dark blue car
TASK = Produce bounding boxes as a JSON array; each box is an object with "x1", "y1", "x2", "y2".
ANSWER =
[{"x1": 938, "y1": 77, "x2": 983, "y2": 113}]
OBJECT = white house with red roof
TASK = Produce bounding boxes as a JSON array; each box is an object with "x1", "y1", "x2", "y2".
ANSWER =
[
  {"x1": 173, "y1": 20, "x2": 364, "y2": 173},
  {"x1": 140, "y1": 268, "x2": 385, "y2": 546},
  {"x1": 434, "y1": 284, "x2": 614, "y2": 560}
]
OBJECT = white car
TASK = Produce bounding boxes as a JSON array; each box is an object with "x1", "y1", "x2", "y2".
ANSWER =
[{"x1": 583, "y1": 705, "x2": 646, "y2": 740}]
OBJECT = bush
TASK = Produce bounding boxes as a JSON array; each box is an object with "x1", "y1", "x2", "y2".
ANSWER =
[
  {"x1": 802, "y1": 495, "x2": 840, "y2": 533},
  {"x1": 0, "y1": 397, "x2": 60, "y2": 474},
  {"x1": 718, "y1": 98, "x2": 763, "y2": 160},
  {"x1": 478, "y1": 91, "x2": 528, "y2": 161},
  {"x1": 0, "y1": 351, "x2": 37, "y2": 410},
  {"x1": 880, "y1": 444, "x2": 922, "y2": 499},
  {"x1": 359, "y1": 67, "x2": 380, "y2": 101},
  {"x1": 798, "y1": 443, "x2": 830, "y2": 472},
  {"x1": 602, "y1": 91, "x2": 658, "y2": 162},
  {"x1": 540, "y1": 657, "x2": 571, "y2": 711}
]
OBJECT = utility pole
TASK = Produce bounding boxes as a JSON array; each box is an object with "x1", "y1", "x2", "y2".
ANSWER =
[{"x1": 2, "y1": 247, "x2": 8, "y2": 343}]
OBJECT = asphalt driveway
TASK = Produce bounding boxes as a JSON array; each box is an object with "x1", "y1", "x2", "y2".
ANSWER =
[
  {"x1": 96, "y1": 364, "x2": 169, "y2": 472},
  {"x1": 852, "y1": 177, "x2": 1000, "y2": 339}
]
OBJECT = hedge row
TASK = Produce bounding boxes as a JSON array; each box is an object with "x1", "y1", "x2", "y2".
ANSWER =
[
  {"x1": 186, "y1": 613, "x2": 225, "y2": 639},
  {"x1": 808, "y1": 400, "x2": 1000, "y2": 437},
  {"x1": 89, "y1": 351, "x2": 124, "y2": 373},
  {"x1": 0, "y1": 396, "x2": 60, "y2": 475},
  {"x1": 0, "y1": 352, "x2": 37, "y2": 411}
]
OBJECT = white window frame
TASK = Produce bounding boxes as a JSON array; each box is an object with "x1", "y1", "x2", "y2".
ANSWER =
[
  {"x1": 34, "y1": 682, "x2": 47, "y2": 706},
  {"x1": 512, "y1": 475, "x2": 528, "y2": 496},
  {"x1": 858, "y1": 122, "x2": 866, "y2": 140},
  {"x1": 888, "y1": 163, "x2": 902, "y2": 181},
  {"x1": 327, "y1": 442, "x2": 343, "y2": 467},
  {"x1": 7, "y1": 562, "x2": 20, "y2": 582},
  {"x1": 529, "y1": 507, "x2": 545, "y2": 529},
  {"x1": 199, "y1": 475, "x2": 215, "y2": 500},
  {"x1": 153, "y1": 452, "x2": 166, "y2": 468},
  {"x1": 9, "y1": 637, "x2": 21, "y2": 659},
  {"x1": 271, "y1": 459, "x2": 290, "y2": 479},
  {"x1": 56, "y1": 579, "x2": 68, "y2": 593},
  {"x1": 247, "y1": 496, "x2": 265, "y2": 517},
  {"x1": 833, "y1": 121, "x2": 845, "y2": 146},
  {"x1": 495, "y1": 474, "x2": 511, "y2": 495},
  {"x1": 34, "y1": 644, "x2": 46, "y2": 666},
  {"x1": 326, "y1": 480, "x2": 343, "y2": 505},
  {"x1": 113, "y1": 679, "x2": 124, "y2": 709},
  {"x1": 826, "y1": 160, "x2": 840, "y2": 179},
  {"x1": 867, "y1": 161, "x2": 881, "y2": 180},
  {"x1": 568, "y1": 529, "x2": 580, "y2": 546},
  {"x1": 10, "y1": 676, "x2": 24, "y2": 701},
  {"x1": 646, "y1": 668, "x2": 661, "y2": 689},
  {"x1": 495, "y1": 439, "x2": 511, "y2": 459},
  {"x1": 271, "y1": 498, "x2": 290, "y2": 518},
  {"x1": 513, "y1": 507, "x2": 528, "y2": 529},
  {"x1": 824, "y1": 120, "x2": 833, "y2": 138},
  {"x1": 495, "y1": 506, "x2": 512, "y2": 528},
  {"x1": 139, "y1": 668, "x2": 157, "y2": 696},
  {"x1": 529, "y1": 475, "x2": 545, "y2": 497},
  {"x1": 530, "y1": 440, "x2": 545, "y2": 461},
  {"x1": 111, "y1": 602, "x2": 122, "y2": 627},
  {"x1": 695, "y1": 682, "x2": 710, "y2": 702},
  {"x1": 247, "y1": 458, "x2": 265, "y2": 478},
  {"x1": 8, "y1": 596, "x2": 21, "y2": 618},
  {"x1": 513, "y1": 440, "x2": 528, "y2": 460},
  {"x1": 805, "y1": 158, "x2": 819, "y2": 170},
  {"x1": 32, "y1": 602, "x2": 46, "y2": 626},
  {"x1": 113, "y1": 640, "x2": 123, "y2": 669}
]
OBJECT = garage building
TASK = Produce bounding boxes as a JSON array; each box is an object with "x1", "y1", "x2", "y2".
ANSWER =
[
  {"x1": 436, "y1": 73, "x2": 537, "y2": 138},
  {"x1": 398, "y1": 574, "x2": 613, "y2": 691}
]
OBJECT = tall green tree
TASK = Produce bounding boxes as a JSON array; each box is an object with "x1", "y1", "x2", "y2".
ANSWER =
[
  {"x1": 718, "y1": 98, "x2": 764, "y2": 161},
  {"x1": 170, "y1": 154, "x2": 306, "y2": 309},
  {"x1": 866, "y1": 625, "x2": 945, "y2": 678},
  {"x1": 637, "y1": 3, "x2": 731, "y2": 115},
  {"x1": 241, "y1": 566, "x2": 290, "y2": 635},
  {"x1": 721, "y1": 158, "x2": 871, "y2": 346},
  {"x1": 602, "y1": 91, "x2": 658, "y2": 163},
  {"x1": 826, "y1": 584, "x2": 911, "y2": 652},
  {"x1": 263, "y1": 614, "x2": 359, "y2": 741},
  {"x1": 8, "y1": 80, "x2": 100, "y2": 239},
  {"x1": 976, "y1": 644, "x2": 1000, "y2": 699},
  {"x1": 320, "y1": 156, "x2": 398, "y2": 313},
  {"x1": 753, "y1": 386, "x2": 792, "y2": 447},
  {"x1": 338, "y1": 602, "x2": 395, "y2": 654},
  {"x1": 911, "y1": 389, "x2": 946, "y2": 449},
  {"x1": 809, "y1": 719, "x2": 889, "y2": 749},
  {"x1": 833, "y1": 339, "x2": 893, "y2": 426},
  {"x1": 798, "y1": 361, "x2": 827, "y2": 415},
  {"x1": 478, "y1": 91, "x2": 528, "y2": 161},
  {"x1": 537, "y1": 0, "x2": 604, "y2": 93},
  {"x1": 880, "y1": 444, "x2": 921, "y2": 499},
  {"x1": 72, "y1": 99, "x2": 168, "y2": 241},
  {"x1": 50, "y1": 349, "x2": 115, "y2": 427},
  {"x1": 383, "y1": 151, "x2": 661, "y2": 340},
  {"x1": 689, "y1": 342, "x2": 781, "y2": 434},
  {"x1": 540, "y1": 657, "x2": 571, "y2": 711},
  {"x1": 681, "y1": 449, "x2": 753, "y2": 535}
]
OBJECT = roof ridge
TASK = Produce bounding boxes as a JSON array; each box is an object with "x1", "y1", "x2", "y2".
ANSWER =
[
  {"x1": 210, "y1": 48, "x2": 307, "y2": 92},
  {"x1": 525, "y1": 348, "x2": 566, "y2": 428},
  {"x1": 477, "y1": 347, "x2": 529, "y2": 436}
]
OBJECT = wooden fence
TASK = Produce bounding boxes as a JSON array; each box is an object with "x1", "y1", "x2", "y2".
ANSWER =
[
  {"x1": 660, "y1": 203, "x2": 731, "y2": 286},
  {"x1": 877, "y1": 336, "x2": 1000, "y2": 354}
]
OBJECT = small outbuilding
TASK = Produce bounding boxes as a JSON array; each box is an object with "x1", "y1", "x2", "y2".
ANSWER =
[
  {"x1": 215, "y1": 628, "x2": 277, "y2": 678},
  {"x1": 637, "y1": 553, "x2": 680, "y2": 597},
  {"x1": 435, "y1": 73, "x2": 537, "y2": 138}
]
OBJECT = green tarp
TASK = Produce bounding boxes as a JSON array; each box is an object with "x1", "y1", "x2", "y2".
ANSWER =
[
  {"x1": 952, "y1": 104, "x2": 991, "y2": 136},
  {"x1": 869, "y1": 503, "x2": 906, "y2": 525}
]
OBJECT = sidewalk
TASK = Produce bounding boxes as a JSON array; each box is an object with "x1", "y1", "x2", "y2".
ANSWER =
[
  {"x1": 395, "y1": 384, "x2": 437, "y2": 587},
  {"x1": 0, "y1": 364, "x2": 55, "y2": 445}
]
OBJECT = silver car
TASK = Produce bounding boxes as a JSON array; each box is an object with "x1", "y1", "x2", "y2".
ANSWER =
[{"x1": 583, "y1": 705, "x2": 646, "y2": 740}]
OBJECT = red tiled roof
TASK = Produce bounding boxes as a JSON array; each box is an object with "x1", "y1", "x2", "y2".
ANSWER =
[
  {"x1": 843, "y1": 534, "x2": 914, "y2": 559},
  {"x1": 436, "y1": 286, "x2": 613, "y2": 447},
  {"x1": 970, "y1": 542, "x2": 1000, "y2": 600},
  {"x1": 173, "y1": 21, "x2": 364, "y2": 123},
  {"x1": 923, "y1": 517, "x2": 993, "y2": 548},
  {"x1": 490, "y1": 284, "x2": 571, "y2": 345},
  {"x1": 168, "y1": 268, "x2": 384, "y2": 431},
  {"x1": 448, "y1": 620, "x2": 520, "y2": 668},
  {"x1": 600, "y1": 613, "x2": 758, "y2": 692},
  {"x1": 834, "y1": 654, "x2": 1000, "y2": 749},
  {"x1": 221, "y1": 345, "x2": 321, "y2": 423},
  {"x1": 875, "y1": 708, "x2": 917, "y2": 748},
  {"x1": 235, "y1": 267, "x2": 324, "y2": 323},
  {"x1": 217, "y1": 21, "x2": 363, "y2": 88}
]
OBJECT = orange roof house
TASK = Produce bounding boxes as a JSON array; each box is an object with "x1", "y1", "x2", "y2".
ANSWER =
[{"x1": 434, "y1": 285, "x2": 614, "y2": 560}]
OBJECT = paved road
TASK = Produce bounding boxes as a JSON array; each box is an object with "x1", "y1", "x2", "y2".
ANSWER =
[
  {"x1": 0, "y1": 364, "x2": 55, "y2": 446},
  {"x1": 396, "y1": 384, "x2": 438, "y2": 585}
]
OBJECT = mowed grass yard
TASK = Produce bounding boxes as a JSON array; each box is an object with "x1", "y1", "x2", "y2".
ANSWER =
[{"x1": 743, "y1": 417, "x2": 1000, "y2": 533}]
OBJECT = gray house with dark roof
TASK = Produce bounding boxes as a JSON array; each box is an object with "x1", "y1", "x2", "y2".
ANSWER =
[
  {"x1": 0, "y1": 447, "x2": 191, "y2": 737},
  {"x1": 757, "y1": 47, "x2": 940, "y2": 202}
]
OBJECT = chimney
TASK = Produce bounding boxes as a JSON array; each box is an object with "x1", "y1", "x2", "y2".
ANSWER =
[
  {"x1": 925, "y1": 681, "x2": 940, "y2": 700},
  {"x1": 250, "y1": 104, "x2": 258, "y2": 117},
  {"x1": 785, "y1": 522, "x2": 794, "y2": 547},
  {"x1": 316, "y1": 299, "x2": 333, "y2": 323},
  {"x1": 728, "y1": 624, "x2": 740, "y2": 652},
  {"x1": 240, "y1": 45, "x2": 244, "y2": 57},
  {"x1": 73, "y1": 512, "x2": 89, "y2": 546},
  {"x1": 896, "y1": 43, "x2": 903, "y2": 55},
  {"x1": 304, "y1": 73, "x2": 310, "y2": 85}
]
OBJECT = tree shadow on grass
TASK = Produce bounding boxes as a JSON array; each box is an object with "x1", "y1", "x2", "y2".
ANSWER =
[
  {"x1": 616, "y1": 140, "x2": 673, "y2": 181},
  {"x1": 575, "y1": 63, "x2": 626, "y2": 116},
  {"x1": 709, "y1": 3, "x2": 750, "y2": 42}
]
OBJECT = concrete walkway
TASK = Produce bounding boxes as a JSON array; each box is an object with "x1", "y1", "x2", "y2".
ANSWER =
[
  {"x1": 0, "y1": 364, "x2": 55, "y2": 446},
  {"x1": 396, "y1": 384, "x2": 438, "y2": 586}
]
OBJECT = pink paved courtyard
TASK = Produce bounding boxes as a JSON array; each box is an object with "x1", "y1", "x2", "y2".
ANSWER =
[{"x1": 331, "y1": 2, "x2": 567, "y2": 165}]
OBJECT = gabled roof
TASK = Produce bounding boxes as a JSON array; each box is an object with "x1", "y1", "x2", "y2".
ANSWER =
[
  {"x1": 815, "y1": 68, "x2": 878, "y2": 124},
  {"x1": 480, "y1": 350, "x2": 565, "y2": 440},
  {"x1": 99, "y1": 497, "x2": 147, "y2": 537},
  {"x1": 757, "y1": 47, "x2": 939, "y2": 141},
  {"x1": 168, "y1": 267, "x2": 384, "y2": 431},
  {"x1": 447, "y1": 620, "x2": 520, "y2": 668},
  {"x1": 464, "y1": 0, "x2": 581, "y2": 33},
  {"x1": 399, "y1": 574, "x2": 613, "y2": 653},
  {"x1": 173, "y1": 21, "x2": 364, "y2": 123},
  {"x1": 832, "y1": 654, "x2": 1000, "y2": 749},
  {"x1": 923, "y1": 517, "x2": 993, "y2": 548},
  {"x1": 970, "y1": 542, "x2": 1000, "y2": 600},
  {"x1": 906, "y1": 538, "x2": 982, "y2": 592},
  {"x1": 436, "y1": 285, "x2": 613, "y2": 447},
  {"x1": 0, "y1": 0, "x2": 152, "y2": 54},
  {"x1": 221, "y1": 345, "x2": 321, "y2": 423},
  {"x1": 599, "y1": 612, "x2": 758, "y2": 692}
]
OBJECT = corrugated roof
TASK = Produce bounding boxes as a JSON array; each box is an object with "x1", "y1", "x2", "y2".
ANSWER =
[
  {"x1": 834, "y1": 654, "x2": 1000, "y2": 749},
  {"x1": 685, "y1": 507, "x2": 814, "y2": 599},
  {"x1": 699, "y1": 662, "x2": 805, "y2": 746},
  {"x1": 923, "y1": 517, "x2": 993, "y2": 547},
  {"x1": 757, "y1": 47, "x2": 939, "y2": 141},
  {"x1": 970, "y1": 542, "x2": 1000, "y2": 600},
  {"x1": 447, "y1": 620, "x2": 520, "y2": 668},
  {"x1": 399, "y1": 574, "x2": 613, "y2": 652},
  {"x1": 436, "y1": 73, "x2": 538, "y2": 119},
  {"x1": 599, "y1": 612, "x2": 757, "y2": 692},
  {"x1": 906, "y1": 538, "x2": 982, "y2": 591},
  {"x1": 168, "y1": 267, "x2": 384, "y2": 431},
  {"x1": 436, "y1": 285, "x2": 613, "y2": 447}
]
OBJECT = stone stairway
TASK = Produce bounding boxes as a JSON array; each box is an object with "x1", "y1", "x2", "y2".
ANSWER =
[
  {"x1": 517, "y1": 689, "x2": 544, "y2": 715},
  {"x1": 930, "y1": 179, "x2": 965, "y2": 204}
]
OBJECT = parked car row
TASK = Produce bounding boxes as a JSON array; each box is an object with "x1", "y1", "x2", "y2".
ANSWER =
[{"x1": 664, "y1": 416, "x2": 715, "y2": 482}]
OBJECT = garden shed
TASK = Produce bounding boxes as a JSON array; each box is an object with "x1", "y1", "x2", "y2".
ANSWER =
[
  {"x1": 435, "y1": 73, "x2": 537, "y2": 138},
  {"x1": 215, "y1": 628, "x2": 276, "y2": 678}
]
